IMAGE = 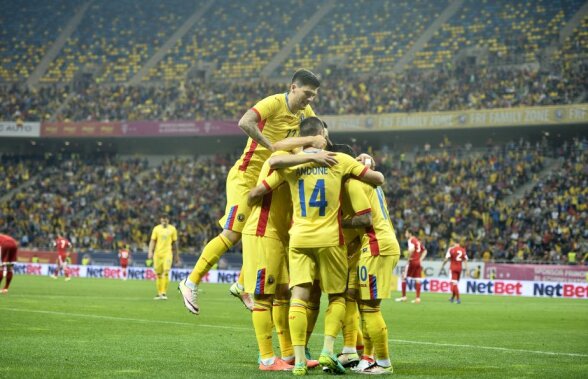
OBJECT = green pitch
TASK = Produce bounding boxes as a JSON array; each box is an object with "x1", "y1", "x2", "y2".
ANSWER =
[{"x1": 1, "y1": 276, "x2": 586, "y2": 378}]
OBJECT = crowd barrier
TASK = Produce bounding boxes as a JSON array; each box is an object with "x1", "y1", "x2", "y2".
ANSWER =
[{"x1": 12, "y1": 263, "x2": 587, "y2": 299}]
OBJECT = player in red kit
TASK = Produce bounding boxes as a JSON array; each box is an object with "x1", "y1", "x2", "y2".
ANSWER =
[
  {"x1": 396, "y1": 230, "x2": 427, "y2": 304},
  {"x1": 119, "y1": 246, "x2": 130, "y2": 280},
  {"x1": 0, "y1": 234, "x2": 19, "y2": 293},
  {"x1": 441, "y1": 238, "x2": 468, "y2": 304},
  {"x1": 52, "y1": 233, "x2": 72, "y2": 281}
]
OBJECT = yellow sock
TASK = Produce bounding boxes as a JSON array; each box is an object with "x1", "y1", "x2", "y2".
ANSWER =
[
  {"x1": 161, "y1": 273, "x2": 169, "y2": 294},
  {"x1": 273, "y1": 299, "x2": 293, "y2": 358},
  {"x1": 361, "y1": 317, "x2": 374, "y2": 357},
  {"x1": 252, "y1": 298, "x2": 274, "y2": 360},
  {"x1": 343, "y1": 299, "x2": 359, "y2": 349},
  {"x1": 305, "y1": 301, "x2": 320, "y2": 346},
  {"x1": 360, "y1": 304, "x2": 389, "y2": 361},
  {"x1": 189, "y1": 234, "x2": 233, "y2": 284},
  {"x1": 155, "y1": 275, "x2": 162, "y2": 295},
  {"x1": 238, "y1": 270, "x2": 244, "y2": 287},
  {"x1": 289, "y1": 299, "x2": 308, "y2": 346},
  {"x1": 356, "y1": 313, "x2": 364, "y2": 354},
  {"x1": 324, "y1": 296, "x2": 346, "y2": 352}
]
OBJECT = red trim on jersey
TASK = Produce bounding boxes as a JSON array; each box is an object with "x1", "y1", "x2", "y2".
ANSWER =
[
  {"x1": 256, "y1": 192, "x2": 273, "y2": 237},
  {"x1": 355, "y1": 208, "x2": 371, "y2": 216},
  {"x1": 262, "y1": 180, "x2": 271, "y2": 191},
  {"x1": 251, "y1": 107, "x2": 261, "y2": 121},
  {"x1": 350, "y1": 166, "x2": 368, "y2": 179},
  {"x1": 238, "y1": 119, "x2": 267, "y2": 172},
  {"x1": 365, "y1": 226, "x2": 380, "y2": 256}
]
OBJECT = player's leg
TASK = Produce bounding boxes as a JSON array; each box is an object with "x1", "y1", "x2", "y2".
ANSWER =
[
  {"x1": 274, "y1": 284, "x2": 294, "y2": 362},
  {"x1": 229, "y1": 236, "x2": 253, "y2": 311},
  {"x1": 356, "y1": 253, "x2": 398, "y2": 374},
  {"x1": 2, "y1": 263, "x2": 14, "y2": 292},
  {"x1": 63, "y1": 259, "x2": 71, "y2": 281},
  {"x1": 396, "y1": 267, "x2": 407, "y2": 302},
  {"x1": 316, "y1": 246, "x2": 347, "y2": 374},
  {"x1": 288, "y1": 247, "x2": 317, "y2": 375},
  {"x1": 339, "y1": 248, "x2": 361, "y2": 367},
  {"x1": 181, "y1": 168, "x2": 252, "y2": 314},
  {"x1": 153, "y1": 255, "x2": 165, "y2": 299},
  {"x1": 160, "y1": 255, "x2": 173, "y2": 299},
  {"x1": 453, "y1": 271, "x2": 461, "y2": 303},
  {"x1": 412, "y1": 266, "x2": 423, "y2": 303}
]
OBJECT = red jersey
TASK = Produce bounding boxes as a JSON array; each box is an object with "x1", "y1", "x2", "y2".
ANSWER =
[
  {"x1": 446, "y1": 244, "x2": 468, "y2": 272},
  {"x1": 408, "y1": 236, "x2": 425, "y2": 265},
  {"x1": 0, "y1": 233, "x2": 17, "y2": 247},
  {"x1": 54, "y1": 237, "x2": 72, "y2": 257},
  {"x1": 119, "y1": 249, "x2": 130, "y2": 266}
]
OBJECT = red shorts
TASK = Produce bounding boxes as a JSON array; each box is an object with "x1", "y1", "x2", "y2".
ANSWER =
[
  {"x1": 120, "y1": 262, "x2": 128, "y2": 269},
  {"x1": 451, "y1": 270, "x2": 461, "y2": 281},
  {"x1": 58, "y1": 254, "x2": 68, "y2": 265},
  {"x1": 406, "y1": 263, "x2": 422, "y2": 278},
  {"x1": 0, "y1": 243, "x2": 18, "y2": 264}
]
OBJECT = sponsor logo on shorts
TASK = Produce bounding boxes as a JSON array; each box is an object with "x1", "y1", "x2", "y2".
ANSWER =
[
  {"x1": 268, "y1": 275, "x2": 275, "y2": 284},
  {"x1": 237, "y1": 214, "x2": 245, "y2": 222}
]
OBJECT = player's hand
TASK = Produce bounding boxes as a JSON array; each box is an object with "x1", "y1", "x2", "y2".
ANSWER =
[
  {"x1": 310, "y1": 135, "x2": 327, "y2": 149},
  {"x1": 312, "y1": 151, "x2": 338, "y2": 167},
  {"x1": 356, "y1": 153, "x2": 375, "y2": 169}
]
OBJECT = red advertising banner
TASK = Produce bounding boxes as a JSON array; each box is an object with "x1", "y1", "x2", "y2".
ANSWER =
[
  {"x1": 41, "y1": 122, "x2": 123, "y2": 137},
  {"x1": 484, "y1": 263, "x2": 588, "y2": 283},
  {"x1": 121, "y1": 120, "x2": 241, "y2": 137}
]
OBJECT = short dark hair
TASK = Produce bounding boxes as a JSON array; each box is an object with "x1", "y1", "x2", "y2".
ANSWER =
[
  {"x1": 160, "y1": 214, "x2": 169, "y2": 219},
  {"x1": 299, "y1": 117, "x2": 325, "y2": 137},
  {"x1": 292, "y1": 69, "x2": 320, "y2": 88},
  {"x1": 330, "y1": 143, "x2": 355, "y2": 157}
]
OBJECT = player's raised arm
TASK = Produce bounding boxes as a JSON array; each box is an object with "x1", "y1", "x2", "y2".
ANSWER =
[
  {"x1": 268, "y1": 150, "x2": 337, "y2": 169},
  {"x1": 238, "y1": 109, "x2": 275, "y2": 151}
]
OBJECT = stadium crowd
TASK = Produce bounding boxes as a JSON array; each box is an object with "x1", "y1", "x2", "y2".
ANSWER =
[
  {"x1": 1, "y1": 60, "x2": 586, "y2": 123},
  {"x1": 1, "y1": 138, "x2": 586, "y2": 264}
]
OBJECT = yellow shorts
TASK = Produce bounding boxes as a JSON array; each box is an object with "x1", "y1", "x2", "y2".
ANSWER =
[
  {"x1": 358, "y1": 252, "x2": 399, "y2": 300},
  {"x1": 218, "y1": 166, "x2": 255, "y2": 233},
  {"x1": 289, "y1": 245, "x2": 347, "y2": 294},
  {"x1": 242, "y1": 235, "x2": 289, "y2": 295},
  {"x1": 153, "y1": 254, "x2": 173, "y2": 274}
]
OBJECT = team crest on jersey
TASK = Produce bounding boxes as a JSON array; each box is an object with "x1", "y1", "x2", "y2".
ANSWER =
[
  {"x1": 237, "y1": 214, "x2": 245, "y2": 222},
  {"x1": 267, "y1": 275, "x2": 275, "y2": 284}
]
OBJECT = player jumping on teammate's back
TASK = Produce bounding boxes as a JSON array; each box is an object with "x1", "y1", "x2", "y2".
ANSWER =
[
  {"x1": 396, "y1": 229, "x2": 427, "y2": 304},
  {"x1": 179, "y1": 69, "x2": 325, "y2": 316}
]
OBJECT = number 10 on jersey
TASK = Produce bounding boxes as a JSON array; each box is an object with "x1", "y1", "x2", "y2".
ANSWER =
[{"x1": 298, "y1": 179, "x2": 328, "y2": 217}]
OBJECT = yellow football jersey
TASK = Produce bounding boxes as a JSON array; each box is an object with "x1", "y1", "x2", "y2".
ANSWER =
[
  {"x1": 234, "y1": 93, "x2": 316, "y2": 180},
  {"x1": 150, "y1": 224, "x2": 178, "y2": 256},
  {"x1": 242, "y1": 151, "x2": 293, "y2": 243},
  {"x1": 346, "y1": 179, "x2": 400, "y2": 256},
  {"x1": 341, "y1": 178, "x2": 370, "y2": 246},
  {"x1": 265, "y1": 151, "x2": 368, "y2": 248}
]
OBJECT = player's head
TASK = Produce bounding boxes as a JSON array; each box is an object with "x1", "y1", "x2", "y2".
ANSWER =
[
  {"x1": 405, "y1": 229, "x2": 414, "y2": 239},
  {"x1": 160, "y1": 214, "x2": 169, "y2": 226},
  {"x1": 330, "y1": 143, "x2": 355, "y2": 157},
  {"x1": 299, "y1": 116, "x2": 325, "y2": 139},
  {"x1": 322, "y1": 121, "x2": 334, "y2": 150},
  {"x1": 289, "y1": 69, "x2": 320, "y2": 110}
]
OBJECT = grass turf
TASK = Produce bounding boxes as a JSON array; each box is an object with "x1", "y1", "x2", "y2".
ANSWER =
[{"x1": 0, "y1": 275, "x2": 587, "y2": 378}]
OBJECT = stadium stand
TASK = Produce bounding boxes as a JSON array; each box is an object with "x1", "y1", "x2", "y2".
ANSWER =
[
  {"x1": 40, "y1": 0, "x2": 195, "y2": 84},
  {"x1": 1, "y1": 137, "x2": 585, "y2": 265},
  {"x1": 0, "y1": 0, "x2": 79, "y2": 83},
  {"x1": 412, "y1": 0, "x2": 585, "y2": 69},
  {"x1": 279, "y1": 0, "x2": 449, "y2": 76}
]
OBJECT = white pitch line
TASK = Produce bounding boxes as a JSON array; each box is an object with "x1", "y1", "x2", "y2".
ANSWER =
[{"x1": 4, "y1": 307, "x2": 587, "y2": 358}]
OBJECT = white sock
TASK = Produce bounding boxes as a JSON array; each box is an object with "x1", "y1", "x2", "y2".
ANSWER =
[
  {"x1": 261, "y1": 357, "x2": 276, "y2": 366},
  {"x1": 342, "y1": 346, "x2": 357, "y2": 354},
  {"x1": 185, "y1": 279, "x2": 196, "y2": 289},
  {"x1": 376, "y1": 358, "x2": 391, "y2": 367}
]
